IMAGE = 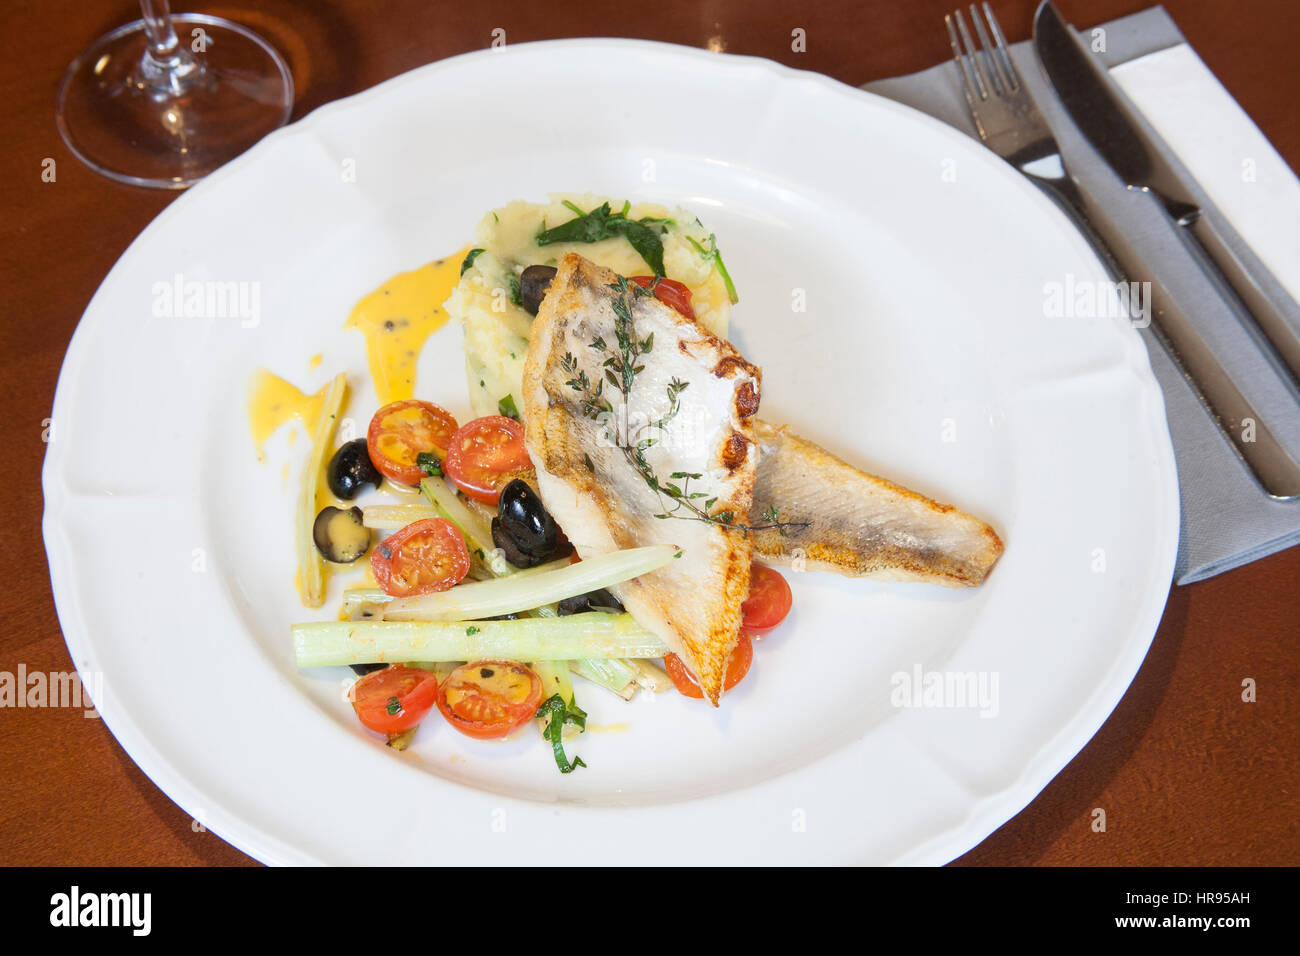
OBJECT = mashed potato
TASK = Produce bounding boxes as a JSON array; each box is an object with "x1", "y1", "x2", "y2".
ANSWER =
[{"x1": 445, "y1": 194, "x2": 735, "y2": 418}]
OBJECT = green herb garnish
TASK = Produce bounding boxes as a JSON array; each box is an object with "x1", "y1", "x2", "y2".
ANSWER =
[
  {"x1": 498, "y1": 394, "x2": 521, "y2": 420},
  {"x1": 535, "y1": 201, "x2": 669, "y2": 276},
  {"x1": 466, "y1": 625, "x2": 480, "y2": 636},
  {"x1": 417, "y1": 452, "x2": 442, "y2": 477},
  {"x1": 460, "y1": 248, "x2": 485, "y2": 276},
  {"x1": 386, "y1": 696, "x2": 401, "y2": 715},
  {"x1": 562, "y1": 277, "x2": 805, "y2": 536},
  {"x1": 686, "y1": 233, "x2": 739, "y2": 304},
  {"x1": 535, "y1": 693, "x2": 587, "y2": 774},
  {"x1": 507, "y1": 273, "x2": 522, "y2": 306}
]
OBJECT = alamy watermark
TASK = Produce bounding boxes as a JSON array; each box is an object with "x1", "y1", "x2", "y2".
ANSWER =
[
  {"x1": 1043, "y1": 273, "x2": 1151, "y2": 327},
  {"x1": 593, "y1": 402, "x2": 721, "y2": 455},
  {"x1": 50, "y1": 886, "x2": 150, "y2": 935},
  {"x1": 890, "y1": 665, "x2": 999, "y2": 718},
  {"x1": 151, "y1": 272, "x2": 261, "y2": 327},
  {"x1": 0, "y1": 664, "x2": 101, "y2": 717}
]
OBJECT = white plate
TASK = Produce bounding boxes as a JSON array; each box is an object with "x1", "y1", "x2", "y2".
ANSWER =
[{"x1": 42, "y1": 39, "x2": 1178, "y2": 865}]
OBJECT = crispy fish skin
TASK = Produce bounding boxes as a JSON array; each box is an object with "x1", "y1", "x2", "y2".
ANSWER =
[
  {"x1": 522, "y1": 254, "x2": 760, "y2": 704},
  {"x1": 750, "y1": 421, "x2": 1003, "y2": 586}
]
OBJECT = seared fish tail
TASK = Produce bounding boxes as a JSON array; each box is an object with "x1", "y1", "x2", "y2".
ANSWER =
[{"x1": 750, "y1": 421, "x2": 1003, "y2": 586}]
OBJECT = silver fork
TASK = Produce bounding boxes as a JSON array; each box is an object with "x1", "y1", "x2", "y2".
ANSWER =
[
  {"x1": 945, "y1": 4, "x2": 1091, "y2": 225},
  {"x1": 945, "y1": 2, "x2": 1300, "y2": 499}
]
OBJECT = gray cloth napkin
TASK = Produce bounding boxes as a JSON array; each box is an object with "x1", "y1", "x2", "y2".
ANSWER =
[{"x1": 863, "y1": 7, "x2": 1300, "y2": 584}]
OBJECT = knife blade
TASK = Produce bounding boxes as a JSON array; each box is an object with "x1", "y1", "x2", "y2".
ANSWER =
[{"x1": 1033, "y1": 0, "x2": 1300, "y2": 385}]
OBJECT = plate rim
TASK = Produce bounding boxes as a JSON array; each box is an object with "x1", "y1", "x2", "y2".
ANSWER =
[{"x1": 41, "y1": 37, "x2": 1180, "y2": 865}]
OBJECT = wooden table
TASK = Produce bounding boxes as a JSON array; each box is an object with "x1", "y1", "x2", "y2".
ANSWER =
[{"x1": 3, "y1": 0, "x2": 1296, "y2": 866}]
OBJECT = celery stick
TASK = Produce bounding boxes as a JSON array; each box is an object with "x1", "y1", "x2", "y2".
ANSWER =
[
  {"x1": 362, "y1": 503, "x2": 436, "y2": 530},
  {"x1": 292, "y1": 613, "x2": 667, "y2": 668},
  {"x1": 340, "y1": 557, "x2": 573, "y2": 615},
  {"x1": 298, "y1": 373, "x2": 348, "y2": 608},
  {"x1": 340, "y1": 588, "x2": 390, "y2": 613},
  {"x1": 626, "y1": 658, "x2": 674, "y2": 693},
  {"x1": 382, "y1": 546, "x2": 675, "y2": 622},
  {"x1": 570, "y1": 657, "x2": 641, "y2": 700}
]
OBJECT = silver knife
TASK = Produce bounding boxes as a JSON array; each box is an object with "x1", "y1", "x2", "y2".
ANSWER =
[{"x1": 1033, "y1": 1, "x2": 1300, "y2": 387}]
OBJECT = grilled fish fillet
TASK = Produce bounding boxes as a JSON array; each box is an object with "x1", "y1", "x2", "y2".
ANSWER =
[
  {"x1": 482, "y1": 429, "x2": 1005, "y2": 587},
  {"x1": 750, "y1": 421, "x2": 1002, "y2": 585},
  {"x1": 522, "y1": 254, "x2": 760, "y2": 704}
]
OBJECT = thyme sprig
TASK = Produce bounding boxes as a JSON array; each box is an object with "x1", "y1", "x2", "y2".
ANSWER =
[{"x1": 565, "y1": 277, "x2": 808, "y2": 537}]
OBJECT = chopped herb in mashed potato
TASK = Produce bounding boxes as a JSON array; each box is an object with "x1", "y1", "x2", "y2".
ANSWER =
[{"x1": 444, "y1": 195, "x2": 737, "y2": 418}]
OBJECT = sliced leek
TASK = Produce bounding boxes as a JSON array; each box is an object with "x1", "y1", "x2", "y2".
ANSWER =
[{"x1": 292, "y1": 613, "x2": 667, "y2": 668}]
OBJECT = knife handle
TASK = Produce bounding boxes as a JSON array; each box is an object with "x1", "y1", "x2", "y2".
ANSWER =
[
  {"x1": 1179, "y1": 210, "x2": 1300, "y2": 385},
  {"x1": 1030, "y1": 172, "x2": 1300, "y2": 500}
]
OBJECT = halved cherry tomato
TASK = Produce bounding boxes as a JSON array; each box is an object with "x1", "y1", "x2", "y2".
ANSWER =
[
  {"x1": 367, "y1": 400, "x2": 459, "y2": 486},
  {"x1": 664, "y1": 631, "x2": 753, "y2": 699},
  {"x1": 443, "y1": 415, "x2": 530, "y2": 504},
  {"x1": 741, "y1": 564, "x2": 792, "y2": 634},
  {"x1": 370, "y1": 518, "x2": 470, "y2": 597},
  {"x1": 436, "y1": 660, "x2": 544, "y2": 739},
  {"x1": 350, "y1": 664, "x2": 440, "y2": 735},
  {"x1": 630, "y1": 276, "x2": 696, "y2": 320}
]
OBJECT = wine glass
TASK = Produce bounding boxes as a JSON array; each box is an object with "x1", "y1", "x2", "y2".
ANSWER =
[{"x1": 56, "y1": 0, "x2": 294, "y2": 189}]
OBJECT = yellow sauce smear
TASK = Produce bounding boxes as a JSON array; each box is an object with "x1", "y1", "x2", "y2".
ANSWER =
[
  {"x1": 344, "y1": 247, "x2": 469, "y2": 405},
  {"x1": 248, "y1": 370, "x2": 356, "y2": 605},
  {"x1": 248, "y1": 370, "x2": 329, "y2": 463}
]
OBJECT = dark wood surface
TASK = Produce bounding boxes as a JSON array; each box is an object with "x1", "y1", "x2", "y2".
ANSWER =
[{"x1": 2, "y1": 0, "x2": 1297, "y2": 866}]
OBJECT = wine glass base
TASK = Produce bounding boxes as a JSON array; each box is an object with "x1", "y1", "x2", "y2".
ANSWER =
[{"x1": 56, "y1": 14, "x2": 294, "y2": 189}]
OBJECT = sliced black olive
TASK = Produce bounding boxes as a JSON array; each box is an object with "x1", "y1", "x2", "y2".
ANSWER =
[
  {"x1": 520, "y1": 265, "x2": 558, "y2": 316},
  {"x1": 327, "y1": 438, "x2": 382, "y2": 500},
  {"x1": 492, "y1": 517, "x2": 545, "y2": 569},
  {"x1": 350, "y1": 662, "x2": 388, "y2": 676},
  {"x1": 558, "y1": 589, "x2": 625, "y2": 616},
  {"x1": 497, "y1": 478, "x2": 557, "y2": 561},
  {"x1": 313, "y1": 505, "x2": 370, "y2": 563}
]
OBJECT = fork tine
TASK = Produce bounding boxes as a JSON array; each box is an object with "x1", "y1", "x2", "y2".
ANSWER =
[
  {"x1": 952, "y1": 9, "x2": 991, "y2": 101},
  {"x1": 944, "y1": 13, "x2": 980, "y2": 104},
  {"x1": 980, "y1": 2, "x2": 1021, "y2": 92},
  {"x1": 968, "y1": 4, "x2": 1009, "y2": 96}
]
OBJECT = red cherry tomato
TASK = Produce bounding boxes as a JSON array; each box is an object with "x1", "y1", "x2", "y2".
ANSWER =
[
  {"x1": 664, "y1": 631, "x2": 753, "y2": 699},
  {"x1": 436, "y1": 660, "x2": 544, "y2": 740},
  {"x1": 370, "y1": 518, "x2": 470, "y2": 597},
  {"x1": 443, "y1": 415, "x2": 530, "y2": 504},
  {"x1": 366, "y1": 400, "x2": 459, "y2": 486},
  {"x1": 350, "y1": 665, "x2": 440, "y2": 735},
  {"x1": 741, "y1": 564, "x2": 792, "y2": 634},
  {"x1": 630, "y1": 276, "x2": 696, "y2": 320}
]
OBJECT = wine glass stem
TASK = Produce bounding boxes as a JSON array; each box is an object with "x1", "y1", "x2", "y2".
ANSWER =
[{"x1": 138, "y1": 0, "x2": 199, "y2": 88}]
